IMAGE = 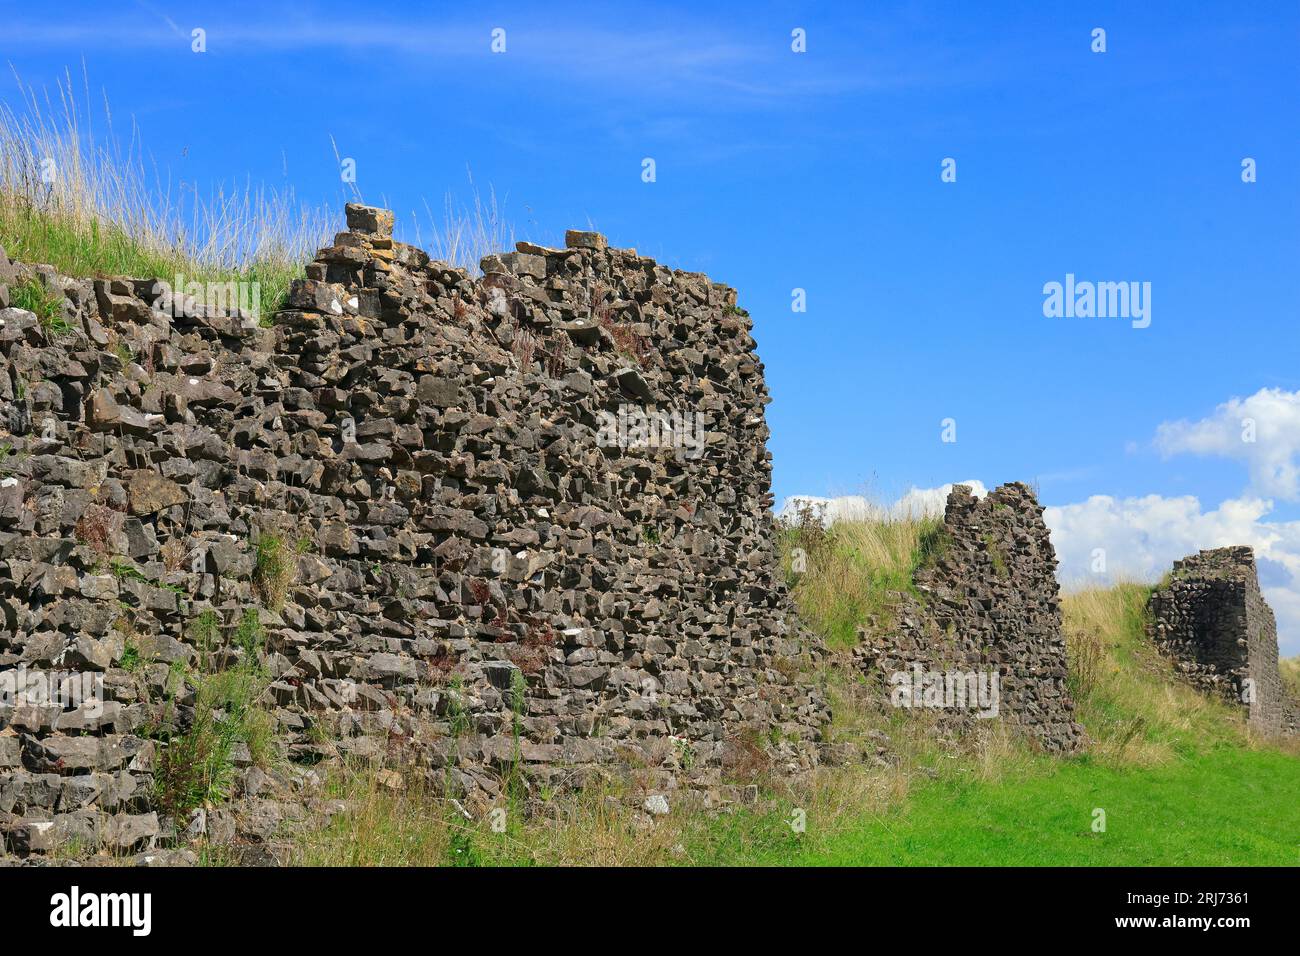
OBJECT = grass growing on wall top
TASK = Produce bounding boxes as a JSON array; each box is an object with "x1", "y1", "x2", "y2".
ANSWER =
[
  {"x1": 0, "y1": 68, "x2": 333, "y2": 323},
  {"x1": 0, "y1": 67, "x2": 520, "y2": 326}
]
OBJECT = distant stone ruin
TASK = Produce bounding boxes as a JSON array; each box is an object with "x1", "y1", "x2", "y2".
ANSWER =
[
  {"x1": 853, "y1": 483, "x2": 1085, "y2": 753},
  {"x1": 1147, "y1": 546, "x2": 1299, "y2": 736}
]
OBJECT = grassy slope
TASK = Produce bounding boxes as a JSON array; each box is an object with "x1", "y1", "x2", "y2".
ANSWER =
[
  {"x1": 1282, "y1": 656, "x2": 1300, "y2": 699},
  {"x1": 777, "y1": 504, "x2": 943, "y2": 648}
]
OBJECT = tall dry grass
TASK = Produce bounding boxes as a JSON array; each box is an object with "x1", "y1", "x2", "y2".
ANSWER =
[
  {"x1": 776, "y1": 500, "x2": 945, "y2": 648},
  {"x1": 413, "y1": 175, "x2": 515, "y2": 271},
  {"x1": 1280, "y1": 655, "x2": 1300, "y2": 699},
  {"x1": 291, "y1": 765, "x2": 457, "y2": 867},
  {"x1": 0, "y1": 65, "x2": 335, "y2": 316},
  {"x1": 283, "y1": 660, "x2": 1037, "y2": 868},
  {"x1": 290, "y1": 762, "x2": 690, "y2": 867},
  {"x1": 0, "y1": 66, "x2": 517, "y2": 322}
]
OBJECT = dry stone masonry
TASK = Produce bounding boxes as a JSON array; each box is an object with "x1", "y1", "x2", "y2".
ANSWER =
[
  {"x1": 10, "y1": 199, "x2": 1274, "y2": 863},
  {"x1": 0, "y1": 205, "x2": 829, "y2": 859},
  {"x1": 853, "y1": 483, "x2": 1085, "y2": 753},
  {"x1": 1147, "y1": 547, "x2": 1299, "y2": 736}
]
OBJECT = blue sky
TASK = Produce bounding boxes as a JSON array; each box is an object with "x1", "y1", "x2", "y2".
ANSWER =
[{"x1": 4, "y1": 1, "x2": 1300, "y2": 647}]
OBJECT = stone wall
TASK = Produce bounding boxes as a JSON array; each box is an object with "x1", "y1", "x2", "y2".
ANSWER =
[
  {"x1": 1147, "y1": 546, "x2": 1295, "y2": 735},
  {"x1": 853, "y1": 483, "x2": 1084, "y2": 753},
  {"x1": 0, "y1": 204, "x2": 828, "y2": 859}
]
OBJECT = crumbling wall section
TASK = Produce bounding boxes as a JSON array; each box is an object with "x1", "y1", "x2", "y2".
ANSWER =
[
  {"x1": 1147, "y1": 546, "x2": 1294, "y2": 735},
  {"x1": 0, "y1": 204, "x2": 828, "y2": 859},
  {"x1": 853, "y1": 483, "x2": 1084, "y2": 753}
]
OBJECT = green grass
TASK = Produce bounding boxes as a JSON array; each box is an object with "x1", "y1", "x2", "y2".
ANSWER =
[
  {"x1": 8, "y1": 276, "x2": 74, "y2": 335},
  {"x1": 252, "y1": 532, "x2": 295, "y2": 611},
  {"x1": 234, "y1": 607, "x2": 266, "y2": 659},
  {"x1": 2, "y1": 197, "x2": 192, "y2": 281},
  {"x1": 153, "y1": 601, "x2": 277, "y2": 820},
  {"x1": 154, "y1": 662, "x2": 274, "y2": 818},
  {"x1": 119, "y1": 640, "x2": 142, "y2": 672},
  {"x1": 1, "y1": 198, "x2": 299, "y2": 325},
  {"x1": 690, "y1": 745, "x2": 1300, "y2": 866}
]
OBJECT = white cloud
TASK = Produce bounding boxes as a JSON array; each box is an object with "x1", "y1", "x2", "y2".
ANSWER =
[
  {"x1": 1044, "y1": 494, "x2": 1275, "y2": 584},
  {"x1": 3, "y1": 15, "x2": 906, "y2": 105},
  {"x1": 1264, "y1": 588, "x2": 1300, "y2": 656},
  {"x1": 892, "y1": 480, "x2": 989, "y2": 518},
  {"x1": 1154, "y1": 387, "x2": 1300, "y2": 501},
  {"x1": 777, "y1": 480, "x2": 987, "y2": 525}
]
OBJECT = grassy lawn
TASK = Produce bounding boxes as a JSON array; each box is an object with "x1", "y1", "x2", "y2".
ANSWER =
[{"x1": 693, "y1": 745, "x2": 1300, "y2": 866}]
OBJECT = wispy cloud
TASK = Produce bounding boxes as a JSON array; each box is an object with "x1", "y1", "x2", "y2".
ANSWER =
[
  {"x1": 1154, "y1": 387, "x2": 1300, "y2": 502},
  {"x1": 133, "y1": 0, "x2": 185, "y2": 38},
  {"x1": 2, "y1": 9, "x2": 957, "y2": 106}
]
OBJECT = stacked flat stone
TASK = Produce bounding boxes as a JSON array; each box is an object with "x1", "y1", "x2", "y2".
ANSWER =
[
  {"x1": 853, "y1": 483, "x2": 1086, "y2": 753},
  {"x1": 1147, "y1": 546, "x2": 1295, "y2": 735},
  {"x1": 0, "y1": 204, "x2": 829, "y2": 860}
]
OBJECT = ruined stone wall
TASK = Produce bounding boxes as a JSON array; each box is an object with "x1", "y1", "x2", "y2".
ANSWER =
[
  {"x1": 0, "y1": 204, "x2": 827, "y2": 859},
  {"x1": 853, "y1": 483, "x2": 1084, "y2": 753},
  {"x1": 1147, "y1": 547, "x2": 1294, "y2": 735}
]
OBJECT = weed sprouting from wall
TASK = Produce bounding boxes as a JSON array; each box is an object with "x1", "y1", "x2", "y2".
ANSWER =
[
  {"x1": 9, "y1": 278, "x2": 72, "y2": 335},
  {"x1": 252, "y1": 533, "x2": 294, "y2": 611}
]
